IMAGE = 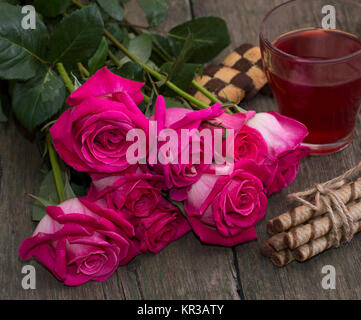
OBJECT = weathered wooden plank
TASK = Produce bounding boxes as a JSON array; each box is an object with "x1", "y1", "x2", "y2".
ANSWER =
[
  {"x1": 133, "y1": 234, "x2": 239, "y2": 299},
  {"x1": 0, "y1": 115, "x2": 139, "y2": 294},
  {"x1": 3, "y1": 0, "x2": 361, "y2": 300},
  {"x1": 193, "y1": 0, "x2": 361, "y2": 299},
  {"x1": 0, "y1": 118, "x2": 113, "y2": 299},
  {"x1": 236, "y1": 118, "x2": 361, "y2": 300},
  {"x1": 118, "y1": 0, "x2": 240, "y2": 300},
  {"x1": 0, "y1": 0, "x2": 240, "y2": 300}
]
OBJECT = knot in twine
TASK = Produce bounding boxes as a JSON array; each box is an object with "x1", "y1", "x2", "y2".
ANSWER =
[{"x1": 288, "y1": 162, "x2": 361, "y2": 247}]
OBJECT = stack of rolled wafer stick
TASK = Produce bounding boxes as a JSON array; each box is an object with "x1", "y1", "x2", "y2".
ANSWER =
[{"x1": 260, "y1": 166, "x2": 361, "y2": 267}]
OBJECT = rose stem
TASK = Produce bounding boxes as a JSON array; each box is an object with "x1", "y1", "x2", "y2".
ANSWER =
[
  {"x1": 146, "y1": 71, "x2": 160, "y2": 96},
  {"x1": 123, "y1": 18, "x2": 222, "y2": 105},
  {"x1": 71, "y1": 0, "x2": 214, "y2": 110},
  {"x1": 190, "y1": 80, "x2": 221, "y2": 103},
  {"x1": 151, "y1": 43, "x2": 223, "y2": 104},
  {"x1": 72, "y1": 1, "x2": 237, "y2": 112},
  {"x1": 56, "y1": 62, "x2": 75, "y2": 93},
  {"x1": 52, "y1": 62, "x2": 80, "y2": 203},
  {"x1": 46, "y1": 133, "x2": 65, "y2": 203},
  {"x1": 106, "y1": 30, "x2": 240, "y2": 113},
  {"x1": 107, "y1": 50, "x2": 122, "y2": 68},
  {"x1": 77, "y1": 62, "x2": 90, "y2": 79},
  {"x1": 71, "y1": 0, "x2": 84, "y2": 8},
  {"x1": 103, "y1": 29, "x2": 211, "y2": 109}
]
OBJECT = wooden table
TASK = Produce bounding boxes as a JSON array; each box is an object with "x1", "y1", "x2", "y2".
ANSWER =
[{"x1": 1, "y1": 0, "x2": 361, "y2": 300}]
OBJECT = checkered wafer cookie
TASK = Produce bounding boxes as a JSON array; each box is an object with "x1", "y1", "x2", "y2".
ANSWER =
[
  {"x1": 221, "y1": 44, "x2": 268, "y2": 100},
  {"x1": 190, "y1": 64, "x2": 252, "y2": 105},
  {"x1": 190, "y1": 44, "x2": 269, "y2": 105}
]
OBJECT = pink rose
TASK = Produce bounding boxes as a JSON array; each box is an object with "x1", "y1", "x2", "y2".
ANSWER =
[
  {"x1": 50, "y1": 92, "x2": 149, "y2": 176},
  {"x1": 66, "y1": 67, "x2": 144, "y2": 106},
  {"x1": 184, "y1": 160, "x2": 268, "y2": 246},
  {"x1": 232, "y1": 125, "x2": 268, "y2": 163},
  {"x1": 264, "y1": 145, "x2": 310, "y2": 194},
  {"x1": 19, "y1": 198, "x2": 140, "y2": 286},
  {"x1": 148, "y1": 96, "x2": 225, "y2": 201},
  {"x1": 87, "y1": 172, "x2": 164, "y2": 219},
  {"x1": 214, "y1": 110, "x2": 309, "y2": 195},
  {"x1": 137, "y1": 198, "x2": 191, "y2": 253},
  {"x1": 87, "y1": 173, "x2": 190, "y2": 253},
  {"x1": 246, "y1": 111, "x2": 310, "y2": 194},
  {"x1": 246, "y1": 111, "x2": 309, "y2": 159},
  {"x1": 205, "y1": 111, "x2": 267, "y2": 162},
  {"x1": 212, "y1": 111, "x2": 256, "y2": 131}
]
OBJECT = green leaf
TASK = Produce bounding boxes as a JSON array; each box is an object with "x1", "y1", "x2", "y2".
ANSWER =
[
  {"x1": 168, "y1": 17, "x2": 231, "y2": 64},
  {"x1": 111, "y1": 61, "x2": 144, "y2": 82},
  {"x1": 31, "y1": 168, "x2": 80, "y2": 221},
  {"x1": 106, "y1": 23, "x2": 129, "y2": 47},
  {"x1": 163, "y1": 32, "x2": 193, "y2": 82},
  {"x1": 123, "y1": 34, "x2": 152, "y2": 64},
  {"x1": 30, "y1": 194, "x2": 56, "y2": 208},
  {"x1": 160, "y1": 62, "x2": 201, "y2": 96},
  {"x1": 137, "y1": 0, "x2": 169, "y2": 27},
  {"x1": 164, "y1": 97, "x2": 189, "y2": 109},
  {"x1": 34, "y1": 0, "x2": 62, "y2": 18},
  {"x1": 129, "y1": 34, "x2": 152, "y2": 62},
  {"x1": 97, "y1": 0, "x2": 124, "y2": 21},
  {"x1": 0, "y1": 3, "x2": 48, "y2": 80},
  {"x1": 162, "y1": 193, "x2": 187, "y2": 217},
  {"x1": 63, "y1": 172, "x2": 76, "y2": 201},
  {"x1": 48, "y1": 5, "x2": 104, "y2": 63},
  {"x1": 31, "y1": 171, "x2": 59, "y2": 221},
  {"x1": 12, "y1": 67, "x2": 66, "y2": 131},
  {"x1": 88, "y1": 37, "x2": 108, "y2": 75},
  {"x1": 150, "y1": 33, "x2": 174, "y2": 60}
]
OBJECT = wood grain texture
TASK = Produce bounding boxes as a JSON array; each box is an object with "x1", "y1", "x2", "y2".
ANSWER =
[
  {"x1": 0, "y1": 118, "x2": 120, "y2": 300},
  {"x1": 1, "y1": 0, "x2": 361, "y2": 300},
  {"x1": 192, "y1": 0, "x2": 361, "y2": 300},
  {"x1": 120, "y1": 0, "x2": 240, "y2": 301},
  {"x1": 0, "y1": 0, "x2": 239, "y2": 300}
]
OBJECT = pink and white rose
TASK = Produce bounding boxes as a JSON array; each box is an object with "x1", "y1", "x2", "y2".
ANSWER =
[
  {"x1": 184, "y1": 160, "x2": 268, "y2": 246},
  {"x1": 19, "y1": 198, "x2": 140, "y2": 286},
  {"x1": 246, "y1": 111, "x2": 310, "y2": 194},
  {"x1": 213, "y1": 110, "x2": 309, "y2": 195}
]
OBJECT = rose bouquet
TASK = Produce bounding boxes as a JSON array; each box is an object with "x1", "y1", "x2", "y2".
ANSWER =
[
  {"x1": 0, "y1": 1, "x2": 309, "y2": 286},
  {"x1": 19, "y1": 67, "x2": 309, "y2": 285}
]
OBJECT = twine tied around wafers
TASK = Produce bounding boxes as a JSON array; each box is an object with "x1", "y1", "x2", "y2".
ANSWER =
[{"x1": 288, "y1": 162, "x2": 361, "y2": 246}]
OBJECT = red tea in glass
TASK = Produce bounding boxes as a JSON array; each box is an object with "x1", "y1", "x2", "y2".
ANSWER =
[
  {"x1": 260, "y1": 0, "x2": 361, "y2": 154},
  {"x1": 271, "y1": 29, "x2": 361, "y2": 145}
]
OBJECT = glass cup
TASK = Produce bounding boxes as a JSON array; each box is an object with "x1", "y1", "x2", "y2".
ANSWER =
[{"x1": 260, "y1": 0, "x2": 361, "y2": 155}]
